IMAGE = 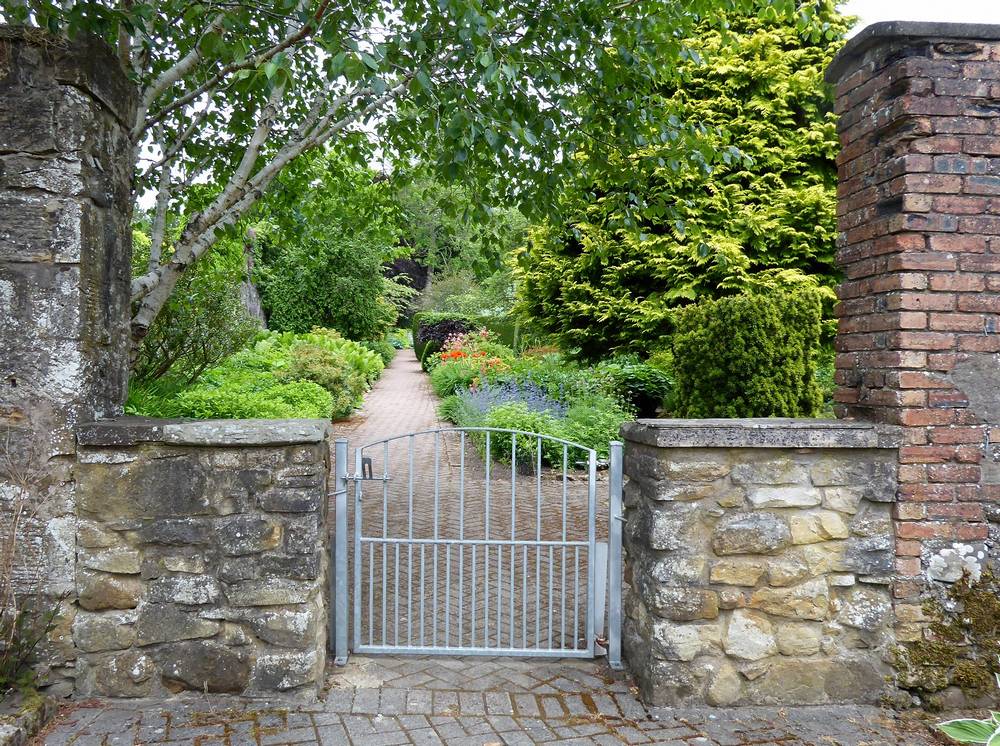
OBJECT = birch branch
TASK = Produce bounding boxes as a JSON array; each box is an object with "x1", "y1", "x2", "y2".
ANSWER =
[
  {"x1": 133, "y1": 13, "x2": 226, "y2": 137},
  {"x1": 129, "y1": 78, "x2": 410, "y2": 326}
]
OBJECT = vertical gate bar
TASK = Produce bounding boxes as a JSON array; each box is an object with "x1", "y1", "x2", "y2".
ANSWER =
[
  {"x1": 394, "y1": 543, "x2": 400, "y2": 646},
  {"x1": 496, "y1": 545, "x2": 503, "y2": 647},
  {"x1": 407, "y1": 436, "x2": 414, "y2": 646},
  {"x1": 608, "y1": 441, "x2": 624, "y2": 670},
  {"x1": 561, "y1": 445, "x2": 567, "y2": 649},
  {"x1": 420, "y1": 544, "x2": 426, "y2": 646},
  {"x1": 509, "y1": 542, "x2": 515, "y2": 649},
  {"x1": 573, "y1": 546, "x2": 579, "y2": 649},
  {"x1": 433, "y1": 432, "x2": 440, "y2": 647},
  {"x1": 509, "y1": 434, "x2": 515, "y2": 649},
  {"x1": 471, "y1": 544, "x2": 478, "y2": 648},
  {"x1": 333, "y1": 438, "x2": 349, "y2": 664},
  {"x1": 521, "y1": 545, "x2": 527, "y2": 648},
  {"x1": 535, "y1": 437, "x2": 541, "y2": 648},
  {"x1": 459, "y1": 432, "x2": 465, "y2": 646},
  {"x1": 381, "y1": 442, "x2": 388, "y2": 646},
  {"x1": 368, "y1": 542, "x2": 375, "y2": 646},
  {"x1": 353, "y1": 448, "x2": 363, "y2": 651},
  {"x1": 585, "y1": 450, "x2": 597, "y2": 656},
  {"x1": 484, "y1": 432, "x2": 491, "y2": 648},
  {"x1": 547, "y1": 546, "x2": 553, "y2": 650},
  {"x1": 445, "y1": 543, "x2": 452, "y2": 647}
]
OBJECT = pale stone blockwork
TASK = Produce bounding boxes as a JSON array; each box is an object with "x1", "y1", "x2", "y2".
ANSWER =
[
  {"x1": 621, "y1": 419, "x2": 900, "y2": 707},
  {"x1": 71, "y1": 419, "x2": 331, "y2": 700}
]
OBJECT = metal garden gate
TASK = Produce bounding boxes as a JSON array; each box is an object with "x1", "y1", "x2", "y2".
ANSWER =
[{"x1": 331, "y1": 428, "x2": 622, "y2": 667}]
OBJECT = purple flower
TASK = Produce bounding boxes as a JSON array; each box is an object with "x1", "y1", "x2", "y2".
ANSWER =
[{"x1": 458, "y1": 380, "x2": 568, "y2": 417}]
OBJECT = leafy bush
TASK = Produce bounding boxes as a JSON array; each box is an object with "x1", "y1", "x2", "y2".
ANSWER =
[
  {"x1": 126, "y1": 327, "x2": 384, "y2": 421},
  {"x1": 280, "y1": 343, "x2": 366, "y2": 418},
  {"x1": 596, "y1": 356, "x2": 672, "y2": 418},
  {"x1": 361, "y1": 338, "x2": 396, "y2": 366},
  {"x1": 430, "y1": 360, "x2": 481, "y2": 397},
  {"x1": 387, "y1": 328, "x2": 412, "y2": 349},
  {"x1": 498, "y1": 354, "x2": 602, "y2": 403},
  {"x1": 669, "y1": 287, "x2": 823, "y2": 417},
  {"x1": 255, "y1": 148, "x2": 403, "y2": 341},
  {"x1": 561, "y1": 394, "x2": 631, "y2": 461},
  {"x1": 512, "y1": 6, "x2": 849, "y2": 360},
  {"x1": 478, "y1": 403, "x2": 565, "y2": 466},
  {"x1": 131, "y1": 227, "x2": 260, "y2": 384},
  {"x1": 172, "y1": 372, "x2": 334, "y2": 419}
]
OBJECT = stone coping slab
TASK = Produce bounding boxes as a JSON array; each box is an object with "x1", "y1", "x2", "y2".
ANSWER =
[
  {"x1": 826, "y1": 20, "x2": 1000, "y2": 83},
  {"x1": 77, "y1": 416, "x2": 332, "y2": 447},
  {"x1": 621, "y1": 418, "x2": 901, "y2": 449}
]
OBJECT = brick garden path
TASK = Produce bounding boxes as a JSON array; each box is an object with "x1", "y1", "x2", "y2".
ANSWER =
[{"x1": 39, "y1": 354, "x2": 935, "y2": 745}]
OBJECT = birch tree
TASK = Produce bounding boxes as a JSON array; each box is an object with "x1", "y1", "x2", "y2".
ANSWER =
[{"x1": 1, "y1": 0, "x2": 793, "y2": 357}]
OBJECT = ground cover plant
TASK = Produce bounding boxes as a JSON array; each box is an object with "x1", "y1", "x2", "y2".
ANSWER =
[{"x1": 126, "y1": 328, "x2": 385, "y2": 421}]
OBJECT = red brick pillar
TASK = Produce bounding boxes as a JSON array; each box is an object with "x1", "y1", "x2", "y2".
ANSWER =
[{"x1": 827, "y1": 22, "x2": 1000, "y2": 640}]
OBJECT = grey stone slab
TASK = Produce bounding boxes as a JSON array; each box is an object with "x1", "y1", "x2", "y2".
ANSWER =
[{"x1": 622, "y1": 419, "x2": 900, "y2": 449}]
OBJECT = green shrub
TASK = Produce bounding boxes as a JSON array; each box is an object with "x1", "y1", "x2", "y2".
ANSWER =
[
  {"x1": 561, "y1": 394, "x2": 631, "y2": 461},
  {"x1": 388, "y1": 328, "x2": 412, "y2": 349},
  {"x1": 498, "y1": 354, "x2": 601, "y2": 402},
  {"x1": 669, "y1": 288, "x2": 823, "y2": 417},
  {"x1": 596, "y1": 356, "x2": 672, "y2": 418},
  {"x1": 126, "y1": 326, "x2": 383, "y2": 421},
  {"x1": 279, "y1": 343, "x2": 366, "y2": 418},
  {"x1": 437, "y1": 394, "x2": 473, "y2": 425},
  {"x1": 131, "y1": 228, "x2": 260, "y2": 385},
  {"x1": 479, "y1": 403, "x2": 565, "y2": 466},
  {"x1": 814, "y1": 345, "x2": 836, "y2": 417},
  {"x1": 361, "y1": 338, "x2": 396, "y2": 366}
]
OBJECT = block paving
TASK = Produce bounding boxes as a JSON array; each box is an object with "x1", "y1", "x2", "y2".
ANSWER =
[{"x1": 37, "y1": 655, "x2": 933, "y2": 744}]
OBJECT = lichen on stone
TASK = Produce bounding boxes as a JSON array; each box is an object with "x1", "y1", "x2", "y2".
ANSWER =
[{"x1": 893, "y1": 570, "x2": 1000, "y2": 704}]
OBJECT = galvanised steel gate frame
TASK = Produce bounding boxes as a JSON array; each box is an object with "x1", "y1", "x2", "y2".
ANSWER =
[{"x1": 330, "y1": 429, "x2": 622, "y2": 667}]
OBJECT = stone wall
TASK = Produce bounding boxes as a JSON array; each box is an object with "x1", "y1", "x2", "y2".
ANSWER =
[
  {"x1": 621, "y1": 420, "x2": 900, "y2": 706},
  {"x1": 825, "y1": 22, "x2": 1000, "y2": 639},
  {"x1": 71, "y1": 419, "x2": 330, "y2": 699},
  {"x1": 0, "y1": 25, "x2": 135, "y2": 695}
]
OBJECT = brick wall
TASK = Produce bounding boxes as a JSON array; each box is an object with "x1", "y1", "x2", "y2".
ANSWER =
[{"x1": 826, "y1": 22, "x2": 1000, "y2": 640}]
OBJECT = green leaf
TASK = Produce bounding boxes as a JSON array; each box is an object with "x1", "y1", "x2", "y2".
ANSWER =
[
  {"x1": 263, "y1": 61, "x2": 279, "y2": 79},
  {"x1": 360, "y1": 52, "x2": 379, "y2": 71},
  {"x1": 937, "y1": 719, "x2": 998, "y2": 743}
]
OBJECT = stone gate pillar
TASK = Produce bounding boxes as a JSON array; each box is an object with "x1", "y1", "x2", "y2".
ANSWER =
[
  {"x1": 826, "y1": 22, "x2": 1000, "y2": 640},
  {"x1": 0, "y1": 27, "x2": 135, "y2": 693}
]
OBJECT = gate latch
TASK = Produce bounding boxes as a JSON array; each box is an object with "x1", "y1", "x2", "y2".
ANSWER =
[{"x1": 357, "y1": 457, "x2": 389, "y2": 481}]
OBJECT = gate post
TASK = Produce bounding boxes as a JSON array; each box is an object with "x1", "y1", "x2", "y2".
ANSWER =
[
  {"x1": 333, "y1": 438, "x2": 349, "y2": 665},
  {"x1": 608, "y1": 441, "x2": 624, "y2": 670}
]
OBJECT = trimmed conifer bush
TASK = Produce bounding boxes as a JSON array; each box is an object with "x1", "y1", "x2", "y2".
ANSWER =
[{"x1": 669, "y1": 288, "x2": 823, "y2": 418}]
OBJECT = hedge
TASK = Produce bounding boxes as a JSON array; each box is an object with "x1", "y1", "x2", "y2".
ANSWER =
[{"x1": 669, "y1": 288, "x2": 823, "y2": 418}]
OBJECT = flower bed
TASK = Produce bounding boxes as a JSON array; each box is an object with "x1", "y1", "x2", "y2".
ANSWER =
[{"x1": 429, "y1": 330, "x2": 651, "y2": 463}]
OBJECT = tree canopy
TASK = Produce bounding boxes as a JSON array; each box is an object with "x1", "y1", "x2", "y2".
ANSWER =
[
  {"x1": 512, "y1": 2, "x2": 850, "y2": 361},
  {"x1": 1, "y1": 0, "x2": 829, "y2": 357}
]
